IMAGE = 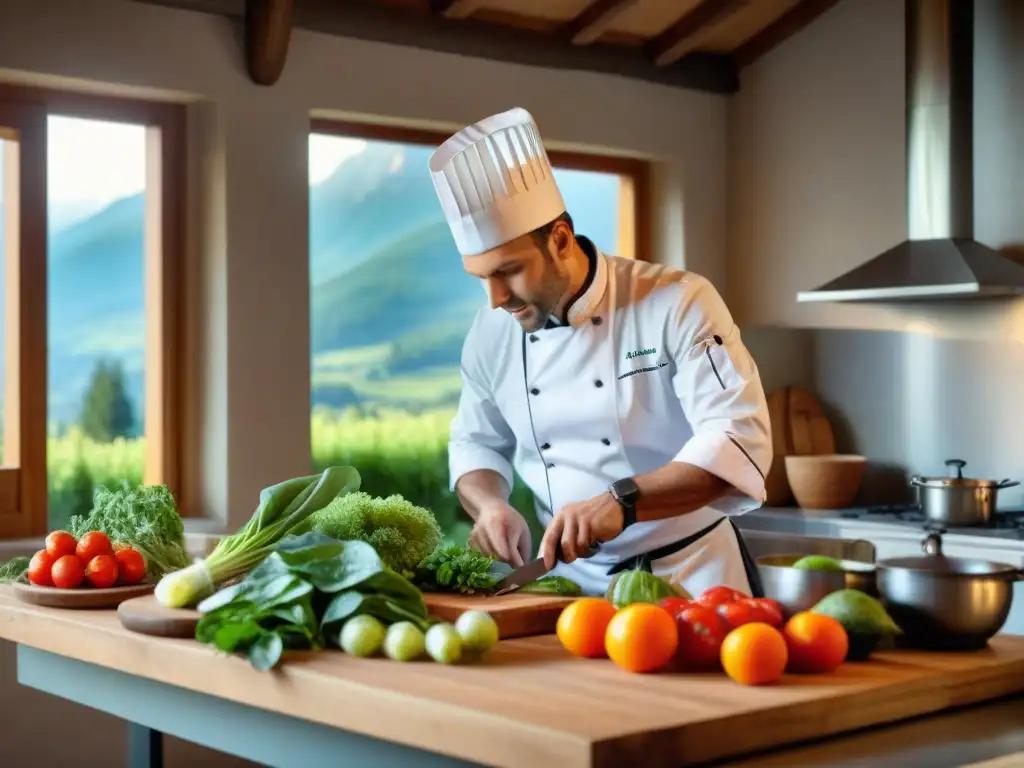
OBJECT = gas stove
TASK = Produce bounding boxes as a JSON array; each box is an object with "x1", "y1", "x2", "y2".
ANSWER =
[{"x1": 839, "y1": 504, "x2": 1024, "y2": 540}]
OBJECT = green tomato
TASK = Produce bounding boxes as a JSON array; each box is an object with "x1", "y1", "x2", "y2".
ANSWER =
[
  {"x1": 454, "y1": 610, "x2": 499, "y2": 655},
  {"x1": 339, "y1": 614, "x2": 386, "y2": 657},
  {"x1": 425, "y1": 622, "x2": 463, "y2": 665},
  {"x1": 383, "y1": 621, "x2": 426, "y2": 662}
]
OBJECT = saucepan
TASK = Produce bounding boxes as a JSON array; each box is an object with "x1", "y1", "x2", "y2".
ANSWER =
[
  {"x1": 875, "y1": 531, "x2": 1024, "y2": 650},
  {"x1": 757, "y1": 554, "x2": 876, "y2": 619},
  {"x1": 911, "y1": 459, "x2": 1020, "y2": 526}
]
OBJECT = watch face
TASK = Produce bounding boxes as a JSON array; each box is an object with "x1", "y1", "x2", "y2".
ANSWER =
[{"x1": 613, "y1": 478, "x2": 640, "y2": 505}]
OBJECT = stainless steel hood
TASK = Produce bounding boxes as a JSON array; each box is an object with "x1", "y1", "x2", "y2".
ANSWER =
[{"x1": 797, "y1": 0, "x2": 1024, "y2": 303}]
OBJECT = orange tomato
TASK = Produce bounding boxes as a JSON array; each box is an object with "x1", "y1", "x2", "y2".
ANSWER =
[
  {"x1": 720, "y1": 622, "x2": 788, "y2": 686},
  {"x1": 27, "y1": 550, "x2": 57, "y2": 587},
  {"x1": 605, "y1": 603, "x2": 678, "y2": 673},
  {"x1": 783, "y1": 612, "x2": 849, "y2": 674},
  {"x1": 115, "y1": 548, "x2": 147, "y2": 585},
  {"x1": 76, "y1": 531, "x2": 113, "y2": 563},
  {"x1": 556, "y1": 597, "x2": 617, "y2": 659},
  {"x1": 51, "y1": 554, "x2": 85, "y2": 589},
  {"x1": 45, "y1": 530, "x2": 78, "y2": 559}
]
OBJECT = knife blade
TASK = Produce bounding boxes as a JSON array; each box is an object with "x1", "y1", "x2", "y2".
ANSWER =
[{"x1": 494, "y1": 543, "x2": 600, "y2": 595}]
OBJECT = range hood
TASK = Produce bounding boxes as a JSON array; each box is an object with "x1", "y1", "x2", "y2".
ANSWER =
[{"x1": 797, "y1": 0, "x2": 1024, "y2": 303}]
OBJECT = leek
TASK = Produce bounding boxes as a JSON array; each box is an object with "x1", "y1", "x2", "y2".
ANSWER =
[{"x1": 155, "y1": 466, "x2": 361, "y2": 608}]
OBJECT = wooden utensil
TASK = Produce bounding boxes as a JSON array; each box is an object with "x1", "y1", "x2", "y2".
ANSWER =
[
  {"x1": 13, "y1": 581, "x2": 154, "y2": 609},
  {"x1": 764, "y1": 386, "x2": 838, "y2": 505},
  {"x1": 118, "y1": 594, "x2": 202, "y2": 638}
]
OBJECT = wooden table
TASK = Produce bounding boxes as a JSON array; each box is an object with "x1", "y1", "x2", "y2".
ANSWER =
[{"x1": 4, "y1": 585, "x2": 1024, "y2": 768}]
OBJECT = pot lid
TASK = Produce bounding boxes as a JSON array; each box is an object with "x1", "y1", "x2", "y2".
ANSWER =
[{"x1": 912, "y1": 459, "x2": 1014, "y2": 489}]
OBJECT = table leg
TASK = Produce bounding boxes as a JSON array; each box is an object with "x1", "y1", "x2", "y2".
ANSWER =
[{"x1": 128, "y1": 723, "x2": 164, "y2": 768}]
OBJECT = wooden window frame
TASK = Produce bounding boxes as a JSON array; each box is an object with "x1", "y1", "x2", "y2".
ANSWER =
[
  {"x1": 308, "y1": 118, "x2": 652, "y2": 262},
  {"x1": 0, "y1": 84, "x2": 187, "y2": 538}
]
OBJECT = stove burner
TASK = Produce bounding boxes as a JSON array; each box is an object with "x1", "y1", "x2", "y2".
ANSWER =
[{"x1": 844, "y1": 504, "x2": 1024, "y2": 532}]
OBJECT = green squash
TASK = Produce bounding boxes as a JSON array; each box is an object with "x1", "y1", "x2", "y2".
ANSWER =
[{"x1": 605, "y1": 556, "x2": 691, "y2": 609}]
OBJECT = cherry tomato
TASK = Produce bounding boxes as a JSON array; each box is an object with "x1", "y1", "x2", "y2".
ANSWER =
[
  {"x1": 115, "y1": 548, "x2": 146, "y2": 585},
  {"x1": 51, "y1": 554, "x2": 85, "y2": 589},
  {"x1": 674, "y1": 604, "x2": 729, "y2": 667},
  {"x1": 45, "y1": 530, "x2": 78, "y2": 559},
  {"x1": 658, "y1": 596, "x2": 693, "y2": 616},
  {"x1": 85, "y1": 554, "x2": 119, "y2": 589},
  {"x1": 76, "y1": 531, "x2": 113, "y2": 563},
  {"x1": 748, "y1": 598, "x2": 785, "y2": 628},
  {"x1": 28, "y1": 549, "x2": 57, "y2": 587},
  {"x1": 718, "y1": 600, "x2": 758, "y2": 628},
  {"x1": 697, "y1": 585, "x2": 747, "y2": 609}
]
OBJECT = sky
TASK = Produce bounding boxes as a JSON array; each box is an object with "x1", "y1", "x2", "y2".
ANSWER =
[{"x1": 4, "y1": 116, "x2": 367, "y2": 206}]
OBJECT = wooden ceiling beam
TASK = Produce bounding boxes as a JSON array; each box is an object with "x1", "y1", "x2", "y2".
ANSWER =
[
  {"x1": 561, "y1": 0, "x2": 641, "y2": 46},
  {"x1": 245, "y1": 0, "x2": 295, "y2": 86},
  {"x1": 431, "y1": 0, "x2": 487, "y2": 20},
  {"x1": 648, "y1": 0, "x2": 751, "y2": 68},
  {"x1": 733, "y1": 0, "x2": 843, "y2": 69}
]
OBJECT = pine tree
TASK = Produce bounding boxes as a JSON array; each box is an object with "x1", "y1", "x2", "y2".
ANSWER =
[{"x1": 79, "y1": 359, "x2": 135, "y2": 442}]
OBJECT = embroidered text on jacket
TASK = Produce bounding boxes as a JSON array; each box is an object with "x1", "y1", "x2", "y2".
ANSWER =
[{"x1": 625, "y1": 347, "x2": 657, "y2": 360}]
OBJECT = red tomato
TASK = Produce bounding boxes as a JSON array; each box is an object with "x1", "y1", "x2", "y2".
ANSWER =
[
  {"x1": 674, "y1": 605, "x2": 729, "y2": 667},
  {"x1": 45, "y1": 530, "x2": 78, "y2": 559},
  {"x1": 748, "y1": 598, "x2": 785, "y2": 628},
  {"x1": 718, "y1": 600, "x2": 758, "y2": 628},
  {"x1": 76, "y1": 531, "x2": 113, "y2": 563},
  {"x1": 51, "y1": 555, "x2": 85, "y2": 589},
  {"x1": 28, "y1": 549, "x2": 56, "y2": 587},
  {"x1": 697, "y1": 585, "x2": 747, "y2": 609},
  {"x1": 658, "y1": 596, "x2": 693, "y2": 616},
  {"x1": 85, "y1": 554, "x2": 119, "y2": 589},
  {"x1": 115, "y1": 548, "x2": 146, "y2": 585}
]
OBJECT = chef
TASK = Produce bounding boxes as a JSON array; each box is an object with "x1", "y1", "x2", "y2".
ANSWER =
[{"x1": 428, "y1": 107, "x2": 773, "y2": 599}]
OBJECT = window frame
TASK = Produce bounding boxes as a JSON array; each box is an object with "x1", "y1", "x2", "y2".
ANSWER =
[
  {"x1": 0, "y1": 84, "x2": 187, "y2": 538},
  {"x1": 308, "y1": 118, "x2": 652, "y2": 262}
]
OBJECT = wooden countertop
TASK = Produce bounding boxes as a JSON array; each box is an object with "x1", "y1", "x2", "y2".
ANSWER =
[{"x1": 4, "y1": 585, "x2": 1024, "y2": 768}]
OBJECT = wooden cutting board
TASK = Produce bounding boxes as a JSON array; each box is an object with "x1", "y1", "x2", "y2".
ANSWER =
[
  {"x1": 118, "y1": 594, "x2": 202, "y2": 638},
  {"x1": 764, "y1": 386, "x2": 837, "y2": 505},
  {"x1": 422, "y1": 591, "x2": 574, "y2": 639},
  {"x1": 117, "y1": 591, "x2": 575, "y2": 640}
]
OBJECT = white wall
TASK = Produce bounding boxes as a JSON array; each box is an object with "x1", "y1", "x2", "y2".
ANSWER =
[
  {"x1": 0, "y1": 0, "x2": 730, "y2": 763},
  {"x1": 728, "y1": 0, "x2": 1024, "y2": 495}
]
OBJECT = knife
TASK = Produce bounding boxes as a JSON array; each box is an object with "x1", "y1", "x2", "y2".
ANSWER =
[{"x1": 493, "y1": 543, "x2": 600, "y2": 596}]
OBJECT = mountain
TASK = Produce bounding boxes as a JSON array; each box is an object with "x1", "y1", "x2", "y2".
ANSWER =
[{"x1": 0, "y1": 140, "x2": 621, "y2": 425}]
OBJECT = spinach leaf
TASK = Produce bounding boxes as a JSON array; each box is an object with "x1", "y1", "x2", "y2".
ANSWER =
[
  {"x1": 321, "y1": 590, "x2": 433, "y2": 633},
  {"x1": 248, "y1": 632, "x2": 284, "y2": 672}
]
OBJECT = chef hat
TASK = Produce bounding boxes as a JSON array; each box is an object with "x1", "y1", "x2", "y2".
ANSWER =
[{"x1": 429, "y1": 107, "x2": 566, "y2": 256}]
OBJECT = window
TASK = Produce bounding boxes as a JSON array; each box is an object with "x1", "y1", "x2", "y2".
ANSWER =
[
  {"x1": 308, "y1": 120, "x2": 649, "y2": 546},
  {"x1": 0, "y1": 86, "x2": 184, "y2": 538}
]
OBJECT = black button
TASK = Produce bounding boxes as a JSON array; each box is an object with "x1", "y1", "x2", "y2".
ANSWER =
[
  {"x1": 541, "y1": 442, "x2": 551, "y2": 450},
  {"x1": 713, "y1": 334, "x2": 723, "y2": 345},
  {"x1": 547, "y1": 463, "x2": 555, "y2": 469},
  {"x1": 530, "y1": 388, "x2": 540, "y2": 395},
  {"x1": 601, "y1": 438, "x2": 611, "y2": 446},
  {"x1": 529, "y1": 335, "x2": 539, "y2": 342},
  {"x1": 591, "y1": 316, "x2": 602, "y2": 326},
  {"x1": 594, "y1": 380, "x2": 604, "y2": 388}
]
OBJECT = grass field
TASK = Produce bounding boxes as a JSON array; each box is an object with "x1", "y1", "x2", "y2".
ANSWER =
[{"x1": 40, "y1": 408, "x2": 543, "y2": 546}]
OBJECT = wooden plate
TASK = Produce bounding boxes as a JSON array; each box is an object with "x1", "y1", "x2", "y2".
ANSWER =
[{"x1": 12, "y1": 581, "x2": 155, "y2": 609}]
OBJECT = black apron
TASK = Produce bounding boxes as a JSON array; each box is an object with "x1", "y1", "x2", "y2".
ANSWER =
[{"x1": 606, "y1": 516, "x2": 765, "y2": 598}]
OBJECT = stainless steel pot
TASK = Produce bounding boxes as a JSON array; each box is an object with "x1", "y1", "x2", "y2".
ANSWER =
[
  {"x1": 757, "y1": 554, "x2": 877, "y2": 620},
  {"x1": 875, "y1": 531, "x2": 1024, "y2": 651},
  {"x1": 910, "y1": 459, "x2": 1020, "y2": 526}
]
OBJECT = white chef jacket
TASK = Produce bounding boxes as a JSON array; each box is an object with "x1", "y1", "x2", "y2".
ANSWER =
[{"x1": 448, "y1": 238, "x2": 773, "y2": 597}]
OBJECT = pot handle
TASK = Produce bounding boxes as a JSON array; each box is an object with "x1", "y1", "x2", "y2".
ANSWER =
[
  {"x1": 922, "y1": 531, "x2": 944, "y2": 556},
  {"x1": 996, "y1": 479, "x2": 1021, "y2": 490},
  {"x1": 945, "y1": 459, "x2": 966, "y2": 478},
  {"x1": 910, "y1": 477, "x2": 926, "y2": 488}
]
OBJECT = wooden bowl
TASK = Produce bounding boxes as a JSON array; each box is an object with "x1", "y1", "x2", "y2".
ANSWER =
[{"x1": 784, "y1": 454, "x2": 867, "y2": 509}]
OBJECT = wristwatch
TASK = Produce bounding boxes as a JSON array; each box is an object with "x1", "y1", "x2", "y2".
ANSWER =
[{"x1": 609, "y1": 477, "x2": 640, "y2": 529}]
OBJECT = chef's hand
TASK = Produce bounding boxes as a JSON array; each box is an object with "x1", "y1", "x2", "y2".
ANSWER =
[
  {"x1": 541, "y1": 492, "x2": 624, "y2": 569},
  {"x1": 468, "y1": 502, "x2": 532, "y2": 568}
]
